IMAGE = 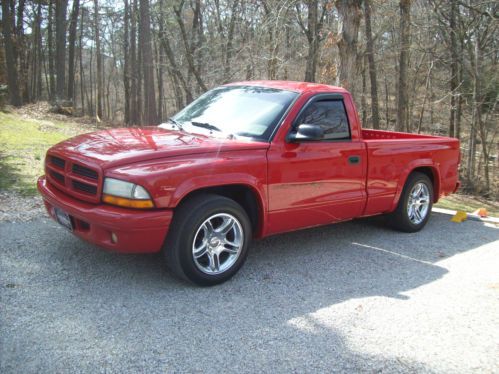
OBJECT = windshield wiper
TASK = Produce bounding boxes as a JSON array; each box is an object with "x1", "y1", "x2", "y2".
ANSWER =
[
  {"x1": 191, "y1": 121, "x2": 223, "y2": 133},
  {"x1": 167, "y1": 118, "x2": 183, "y2": 130}
]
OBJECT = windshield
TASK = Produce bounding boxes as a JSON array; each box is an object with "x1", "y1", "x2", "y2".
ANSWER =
[{"x1": 166, "y1": 86, "x2": 298, "y2": 141}]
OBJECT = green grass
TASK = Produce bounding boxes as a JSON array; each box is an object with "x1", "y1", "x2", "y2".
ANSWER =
[
  {"x1": 435, "y1": 194, "x2": 499, "y2": 217},
  {"x1": 0, "y1": 112, "x2": 93, "y2": 196}
]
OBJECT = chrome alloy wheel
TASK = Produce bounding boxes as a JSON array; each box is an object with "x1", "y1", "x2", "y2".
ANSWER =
[
  {"x1": 407, "y1": 182, "x2": 430, "y2": 225},
  {"x1": 192, "y1": 213, "x2": 244, "y2": 275}
]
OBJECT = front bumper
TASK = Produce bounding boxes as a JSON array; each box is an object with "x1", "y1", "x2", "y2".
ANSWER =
[{"x1": 37, "y1": 176, "x2": 172, "y2": 253}]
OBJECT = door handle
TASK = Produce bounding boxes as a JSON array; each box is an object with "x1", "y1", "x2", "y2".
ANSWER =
[{"x1": 348, "y1": 155, "x2": 361, "y2": 165}]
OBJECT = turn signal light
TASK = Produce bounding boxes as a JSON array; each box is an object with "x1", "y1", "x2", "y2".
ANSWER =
[{"x1": 102, "y1": 194, "x2": 154, "y2": 209}]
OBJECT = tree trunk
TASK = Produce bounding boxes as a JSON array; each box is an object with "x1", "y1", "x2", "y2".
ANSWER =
[
  {"x1": 48, "y1": 0, "x2": 56, "y2": 100},
  {"x1": 123, "y1": 0, "x2": 131, "y2": 124},
  {"x1": 105, "y1": 62, "x2": 111, "y2": 120},
  {"x1": 191, "y1": 0, "x2": 203, "y2": 90},
  {"x1": 336, "y1": 0, "x2": 362, "y2": 100},
  {"x1": 472, "y1": 39, "x2": 489, "y2": 192},
  {"x1": 261, "y1": 1, "x2": 278, "y2": 80},
  {"x1": 159, "y1": 33, "x2": 193, "y2": 104},
  {"x1": 223, "y1": 0, "x2": 238, "y2": 82},
  {"x1": 139, "y1": 0, "x2": 157, "y2": 124},
  {"x1": 364, "y1": 0, "x2": 380, "y2": 129},
  {"x1": 79, "y1": 7, "x2": 86, "y2": 115},
  {"x1": 67, "y1": 0, "x2": 80, "y2": 102},
  {"x1": 1, "y1": 0, "x2": 22, "y2": 106},
  {"x1": 467, "y1": 39, "x2": 480, "y2": 184},
  {"x1": 55, "y1": 0, "x2": 68, "y2": 101},
  {"x1": 157, "y1": 64, "x2": 164, "y2": 121},
  {"x1": 173, "y1": 2, "x2": 207, "y2": 92},
  {"x1": 88, "y1": 45, "x2": 94, "y2": 115},
  {"x1": 284, "y1": 23, "x2": 290, "y2": 80},
  {"x1": 396, "y1": 0, "x2": 411, "y2": 132},
  {"x1": 417, "y1": 59, "x2": 433, "y2": 134},
  {"x1": 155, "y1": 38, "x2": 164, "y2": 121},
  {"x1": 16, "y1": 0, "x2": 29, "y2": 103},
  {"x1": 384, "y1": 74, "x2": 390, "y2": 128},
  {"x1": 35, "y1": 1, "x2": 43, "y2": 99},
  {"x1": 93, "y1": 0, "x2": 103, "y2": 120},
  {"x1": 0, "y1": 21, "x2": 6, "y2": 109},
  {"x1": 168, "y1": 66, "x2": 184, "y2": 111},
  {"x1": 361, "y1": 56, "x2": 367, "y2": 126},
  {"x1": 130, "y1": 0, "x2": 140, "y2": 124},
  {"x1": 303, "y1": 0, "x2": 319, "y2": 82}
]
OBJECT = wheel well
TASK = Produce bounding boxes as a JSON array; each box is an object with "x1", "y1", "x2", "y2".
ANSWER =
[
  {"x1": 411, "y1": 167, "x2": 439, "y2": 202},
  {"x1": 177, "y1": 185, "x2": 263, "y2": 236}
]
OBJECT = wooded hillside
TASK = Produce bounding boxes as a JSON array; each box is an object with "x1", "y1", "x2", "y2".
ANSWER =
[{"x1": 0, "y1": 0, "x2": 497, "y2": 196}]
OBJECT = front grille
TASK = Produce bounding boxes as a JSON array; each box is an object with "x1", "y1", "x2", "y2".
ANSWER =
[
  {"x1": 72, "y1": 180, "x2": 98, "y2": 195},
  {"x1": 45, "y1": 154, "x2": 101, "y2": 203},
  {"x1": 50, "y1": 170, "x2": 65, "y2": 184},
  {"x1": 72, "y1": 164, "x2": 98, "y2": 180},
  {"x1": 50, "y1": 156, "x2": 66, "y2": 169}
]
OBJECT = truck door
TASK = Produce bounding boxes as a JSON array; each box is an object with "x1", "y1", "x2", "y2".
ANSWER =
[{"x1": 267, "y1": 95, "x2": 367, "y2": 234}]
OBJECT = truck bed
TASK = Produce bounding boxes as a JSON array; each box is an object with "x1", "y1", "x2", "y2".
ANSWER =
[{"x1": 360, "y1": 129, "x2": 460, "y2": 216}]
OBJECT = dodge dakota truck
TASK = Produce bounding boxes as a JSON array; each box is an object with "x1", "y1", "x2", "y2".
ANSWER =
[{"x1": 38, "y1": 81, "x2": 460, "y2": 286}]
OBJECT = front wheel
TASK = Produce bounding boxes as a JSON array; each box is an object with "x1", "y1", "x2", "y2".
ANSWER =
[
  {"x1": 163, "y1": 194, "x2": 252, "y2": 286},
  {"x1": 388, "y1": 172, "x2": 434, "y2": 232}
]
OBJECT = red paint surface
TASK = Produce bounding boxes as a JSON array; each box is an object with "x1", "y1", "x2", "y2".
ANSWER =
[
  {"x1": 38, "y1": 177, "x2": 171, "y2": 253},
  {"x1": 38, "y1": 81, "x2": 460, "y2": 253}
]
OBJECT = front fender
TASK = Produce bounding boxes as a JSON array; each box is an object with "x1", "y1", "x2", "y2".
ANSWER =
[
  {"x1": 105, "y1": 150, "x2": 268, "y2": 211},
  {"x1": 171, "y1": 173, "x2": 265, "y2": 207}
]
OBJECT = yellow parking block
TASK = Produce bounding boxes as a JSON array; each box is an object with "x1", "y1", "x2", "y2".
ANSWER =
[{"x1": 450, "y1": 211, "x2": 467, "y2": 223}]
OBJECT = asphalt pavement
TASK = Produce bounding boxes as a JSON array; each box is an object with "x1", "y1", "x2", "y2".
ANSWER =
[{"x1": 1, "y1": 212, "x2": 498, "y2": 373}]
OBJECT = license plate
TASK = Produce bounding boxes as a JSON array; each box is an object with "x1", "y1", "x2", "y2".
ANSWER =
[{"x1": 53, "y1": 207, "x2": 73, "y2": 231}]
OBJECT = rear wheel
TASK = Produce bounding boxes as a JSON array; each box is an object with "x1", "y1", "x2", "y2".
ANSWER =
[
  {"x1": 388, "y1": 172, "x2": 433, "y2": 232},
  {"x1": 163, "y1": 194, "x2": 252, "y2": 286}
]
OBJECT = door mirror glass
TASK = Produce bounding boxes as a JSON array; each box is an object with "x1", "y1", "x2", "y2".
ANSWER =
[{"x1": 288, "y1": 123, "x2": 325, "y2": 142}]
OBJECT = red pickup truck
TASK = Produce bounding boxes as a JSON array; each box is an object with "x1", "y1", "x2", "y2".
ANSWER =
[{"x1": 38, "y1": 81, "x2": 460, "y2": 285}]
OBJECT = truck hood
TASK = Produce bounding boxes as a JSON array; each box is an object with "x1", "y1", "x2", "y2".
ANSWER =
[{"x1": 49, "y1": 127, "x2": 270, "y2": 169}]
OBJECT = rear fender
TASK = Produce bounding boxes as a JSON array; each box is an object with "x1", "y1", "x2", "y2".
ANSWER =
[{"x1": 390, "y1": 160, "x2": 441, "y2": 211}]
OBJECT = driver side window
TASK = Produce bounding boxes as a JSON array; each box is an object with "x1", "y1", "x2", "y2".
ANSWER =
[{"x1": 298, "y1": 99, "x2": 350, "y2": 140}]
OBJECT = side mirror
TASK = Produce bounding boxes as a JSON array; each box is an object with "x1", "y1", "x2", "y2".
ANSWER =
[{"x1": 287, "y1": 123, "x2": 324, "y2": 142}]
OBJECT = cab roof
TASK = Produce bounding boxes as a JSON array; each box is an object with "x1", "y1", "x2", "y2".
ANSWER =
[{"x1": 225, "y1": 80, "x2": 348, "y2": 94}]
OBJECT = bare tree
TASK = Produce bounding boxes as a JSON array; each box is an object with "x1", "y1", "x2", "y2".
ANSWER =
[
  {"x1": 93, "y1": 0, "x2": 103, "y2": 119},
  {"x1": 335, "y1": 0, "x2": 362, "y2": 99},
  {"x1": 129, "y1": 0, "x2": 140, "y2": 124},
  {"x1": 32, "y1": 1, "x2": 43, "y2": 100},
  {"x1": 444, "y1": 1, "x2": 458, "y2": 138},
  {"x1": 173, "y1": 1, "x2": 207, "y2": 92},
  {"x1": 123, "y1": 0, "x2": 131, "y2": 124},
  {"x1": 223, "y1": 0, "x2": 239, "y2": 82},
  {"x1": 296, "y1": 0, "x2": 327, "y2": 82},
  {"x1": 139, "y1": 0, "x2": 157, "y2": 124},
  {"x1": 55, "y1": 0, "x2": 68, "y2": 101},
  {"x1": 67, "y1": 0, "x2": 80, "y2": 102},
  {"x1": 48, "y1": 0, "x2": 56, "y2": 100},
  {"x1": 1, "y1": 0, "x2": 497, "y2": 197},
  {"x1": 364, "y1": 0, "x2": 380, "y2": 129},
  {"x1": 396, "y1": 0, "x2": 411, "y2": 132},
  {"x1": 1, "y1": 0, "x2": 22, "y2": 106},
  {"x1": 16, "y1": 0, "x2": 29, "y2": 102}
]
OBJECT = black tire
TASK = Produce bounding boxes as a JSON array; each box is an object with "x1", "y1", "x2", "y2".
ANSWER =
[
  {"x1": 388, "y1": 172, "x2": 434, "y2": 233},
  {"x1": 163, "y1": 193, "x2": 252, "y2": 286}
]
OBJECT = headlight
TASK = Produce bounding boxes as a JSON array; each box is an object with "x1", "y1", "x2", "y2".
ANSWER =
[{"x1": 102, "y1": 178, "x2": 154, "y2": 209}]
